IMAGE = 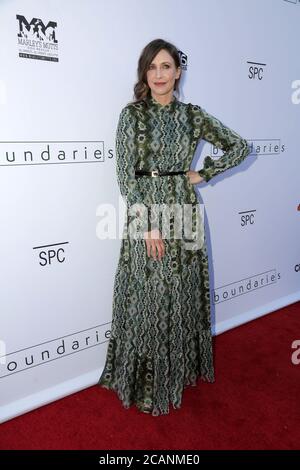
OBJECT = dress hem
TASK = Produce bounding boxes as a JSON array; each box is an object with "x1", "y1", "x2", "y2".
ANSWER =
[{"x1": 98, "y1": 371, "x2": 215, "y2": 417}]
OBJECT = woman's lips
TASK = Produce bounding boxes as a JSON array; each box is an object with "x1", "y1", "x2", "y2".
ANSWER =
[{"x1": 155, "y1": 82, "x2": 166, "y2": 86}]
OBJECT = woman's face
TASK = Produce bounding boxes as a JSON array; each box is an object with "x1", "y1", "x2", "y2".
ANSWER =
[{"x1": 146, "y1": 49, "x2": 181, "y2": 100}]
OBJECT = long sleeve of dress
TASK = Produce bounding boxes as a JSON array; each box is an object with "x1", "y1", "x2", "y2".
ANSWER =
[
  {"x1": 115, "y1": 106, "x2": 145, "y2": 207},
  {"x1": 115, "y1": 106, "x2": 154, "y2": 233},
  {"x1": 196, "y1": 105, "x2": 251, "y2": 183}
]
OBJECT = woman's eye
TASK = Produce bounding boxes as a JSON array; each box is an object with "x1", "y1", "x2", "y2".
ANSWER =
[{"x1": 148, "y1": 64, "x2": 170, "y2": 70}]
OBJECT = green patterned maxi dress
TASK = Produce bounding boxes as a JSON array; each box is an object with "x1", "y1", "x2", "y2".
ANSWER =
[{"x1": 98, "y1": 94, "x2": 250, "y2": 416}]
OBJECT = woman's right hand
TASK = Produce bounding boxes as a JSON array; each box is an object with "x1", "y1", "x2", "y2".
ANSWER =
[
  {"x1": 186, "y1": 170, "x2": 205, "y2": 185},
  {"x1": 144, "y1": 228, "x2": 165, "y2": 261}
]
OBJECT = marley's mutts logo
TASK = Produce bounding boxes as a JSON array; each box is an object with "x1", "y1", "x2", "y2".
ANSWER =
[{"x1": 16, "y1": 14, "x2": 58, "y2": 62}]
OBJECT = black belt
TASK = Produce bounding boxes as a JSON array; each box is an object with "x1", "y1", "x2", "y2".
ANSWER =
[{"x1": 135, "y1": 169, "x2": 187, "y2": 178}]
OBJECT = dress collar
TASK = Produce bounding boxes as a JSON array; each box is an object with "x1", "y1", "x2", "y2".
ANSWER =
[{"x1": 146, "y1": 94, "x2": 178, "y2": 112}]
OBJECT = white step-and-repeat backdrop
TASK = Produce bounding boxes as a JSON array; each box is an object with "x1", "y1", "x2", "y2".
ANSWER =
[{"x1": 0, "y1": 0, "x2": 299, "y2": 423}]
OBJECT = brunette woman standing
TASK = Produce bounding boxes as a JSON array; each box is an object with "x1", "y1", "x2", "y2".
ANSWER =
[{"x1": 98, "y1": 38, "x2": 250, "y2": 416}]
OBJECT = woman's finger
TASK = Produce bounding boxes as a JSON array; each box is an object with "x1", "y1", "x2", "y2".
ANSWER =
[
  {"x1": 146, "y1": 239, "x2": 151, "y2": 257},
  {"x1": 151, "y1": 240, "x2": 157, "y2": 260},
  {"x1": 157, "y1": 240, "x2": 165, "y2": 260}
]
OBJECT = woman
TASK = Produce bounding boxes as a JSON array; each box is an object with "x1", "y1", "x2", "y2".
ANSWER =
[{"x1": 98, "y1": 38, "x2": 250, "y2": 416}]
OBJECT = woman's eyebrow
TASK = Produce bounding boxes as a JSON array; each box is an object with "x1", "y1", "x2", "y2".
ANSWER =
[{"x1": 150, "y1": 61, "x2": 171, "y2": 65}]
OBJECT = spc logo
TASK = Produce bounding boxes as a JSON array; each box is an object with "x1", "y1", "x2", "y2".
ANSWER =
[
  {"x1": 33, "y1": 241, "x2": 68, "y2": 266},
  {"x1": 240, "y1": 209, "x2": 256, "y2": 227},
  {"x1": 247, "y1": 61, "x2": 266, "y2": 80}
]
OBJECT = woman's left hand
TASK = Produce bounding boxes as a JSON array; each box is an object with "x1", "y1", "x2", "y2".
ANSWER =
[{"x1": 186, "y1": 170, "x2": 205, "y2": 185}]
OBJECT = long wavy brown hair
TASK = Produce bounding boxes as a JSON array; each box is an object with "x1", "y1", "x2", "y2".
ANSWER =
[{"x1": 129, "y1": 38, "x2": 182, "y2": 106}]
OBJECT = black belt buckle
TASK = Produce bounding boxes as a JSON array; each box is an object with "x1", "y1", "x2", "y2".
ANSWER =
[{"x1": 151, "y1": 170, "x2": 159, "y2": 177}]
